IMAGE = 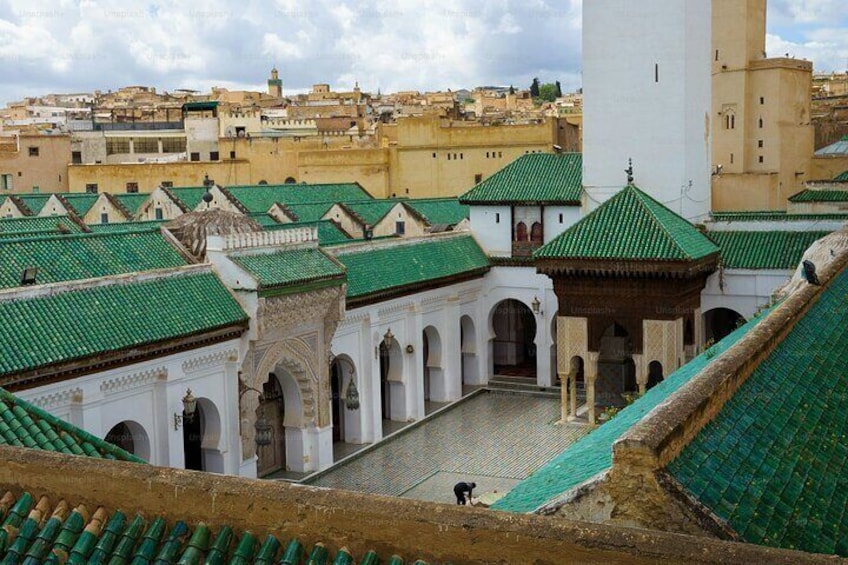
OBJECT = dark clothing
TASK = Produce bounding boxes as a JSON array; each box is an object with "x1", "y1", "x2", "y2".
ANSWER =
[{"x1": 454, "y1": 482, "x2": 474, "y2": 505}]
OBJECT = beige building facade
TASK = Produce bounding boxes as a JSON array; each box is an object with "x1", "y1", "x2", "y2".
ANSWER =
[
  {"x1": 711, "y1": 0, "x2": 814, "y2": 211},
  {"x1": 0, "y1": 133, "x2": 70, "y2": 194}
]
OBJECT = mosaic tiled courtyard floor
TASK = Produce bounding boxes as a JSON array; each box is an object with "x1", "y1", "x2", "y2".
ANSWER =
[{"x1": 307, "y1": 390, "x2": 589, "y2": 504}]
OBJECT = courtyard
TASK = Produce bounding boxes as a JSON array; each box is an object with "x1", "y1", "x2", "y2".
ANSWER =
[{"x1": 304, "y1": 390, "x2": 589, "y2": 505}]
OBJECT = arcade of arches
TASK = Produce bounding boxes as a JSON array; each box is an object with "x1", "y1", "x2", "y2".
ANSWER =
[{"x1": 492, "y1": 299, "x2": 537, "y2": 379}]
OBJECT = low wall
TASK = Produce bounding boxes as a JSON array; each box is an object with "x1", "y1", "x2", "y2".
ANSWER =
[{"x1": 0, "y1": 446, "x2": 840, "y2": 564}]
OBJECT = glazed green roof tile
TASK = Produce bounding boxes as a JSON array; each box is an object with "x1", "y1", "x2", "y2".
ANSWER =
[
  {"x1": 835, "y1": 170, "x2": 848, "y2": 182},
  {"x1": 263, "y1": 220, "x2": 351, "y2": 245},
  {"x1": 333, "y1": 235, "x2": 490, "y2": 300},
  {"x1": 0, "y1": 389, "x2": 142, "y2": 462},
  {"x1": 285, "y1": 201, "x2": 337, "y2": 222},
  {"x1": 814, "y1": 135, "x2": 848, "y2": 156},
  {"x1": 86, "y1": 220, "x2": 167, "y2": 233},
  {"x1": 493, "y1": 312, "x2": 770, "y2": 513},
  {"x1": 404, "y1": 198, "x2": 470, "y2": 225},
  {"x1": 711, "y1": 231, "x2": 829, "y2": 269},
  {"x1": 111, "y1": 193, "x2": 150, "y2": 215},
  {"x1": 15, "y1": 195, "x2": 53, "y2": 215},
  {"x1": 668, "y1": 267, "x2": 848, "y2": 556},
  {"x1": 0, "y1": 493, "x2": 430, "y2": 564},
  {"x1": 788, "y1": 189, "x2": 848, "y2": 203},
  {"x1": 225, "y1": 183, "x2": 372, "y2": 214},
  {"x1": 536, "y1": 184, "x2": 719, "y2": 262},
  {"x1": 231, "y1": 247, "x2": 345, "y2": 290},
  {"x1": 0, "y1": 231, "x2": 188, "y2": 289},
  {"x1": 0, "y1": 216, "x2": 81, "y2": 237},
  {"x1": 0, "y1": 271, "x2": 247, "y2": 379},
  {"x1": 246, "y1": 213, "x2": 282, "y2": 227},
  {"x1": 711, "y1": 211, "x2": 848, "y2": 222},
  {"x1": 59, "y1": 194, "x2": 99, "y2": 216},
  {"x1": 340, "y1": 200, "x2": 401, "y2": 225},
  {"x1": 166, "y1": 187, "x2": 210, "y2": 211},
  {"x1": 459, "y1": 153, "x2": 582, "y2": 205}
]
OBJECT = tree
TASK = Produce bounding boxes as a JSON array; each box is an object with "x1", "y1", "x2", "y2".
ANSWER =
[
  {"x1": 555, "y1": 81, "x2": 562, "y2": 98},
  {"x1": 509, "y1": 84, "x2": 515, "y2": 95},
  {"x1": 538, "y1": 83, "x2": 557, "y2": 102},
  {"x1": 529, "y1": 78, "x2": 540, "y2": 98}
]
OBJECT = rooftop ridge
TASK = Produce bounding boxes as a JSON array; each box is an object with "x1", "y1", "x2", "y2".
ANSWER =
[
  {"x1": 207, "y1": 226, "x2": 318, "y2": 252},
  {"x1": 329, "y1": 231, "x2": 470, "y2": 256},
  {"x1": 628, "y1": 184, "x2": 699, "y2": 260}
]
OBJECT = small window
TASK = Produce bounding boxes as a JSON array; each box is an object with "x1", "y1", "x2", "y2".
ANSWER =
[
  {"x1": 730, "y1": 153, "x2": 734, "y2": 164},
  {"x1": 495, "y1": 213, "x2": 500, "y2": 223},
  {"x1": 460, "y1": 153, "x2": 463, "y2": 160},
  {"x1": 486, "y1": 152, "x2": 490, "y2": 158},
  {"x1": 154, "y1": 208, "x2": 163, "y2": 220},
  {"x1": 498, "y1": 151, "x2": 502, "y2": 158},
  {"x1": 32, "y1": 185, "x2": 39, "y2": 192},
  {"x1": 100, "y1": 213, "x2": 109, "y2": 224},
  {"x1": 758, "y1": 140, "x2": 764, "y2": 148},
  {"x1": 210, "y1": 151, "x2": 219, "y2": 161},
  {"x1": 432, "y1": 152, "x2": 436, "y2": 159},
  {"x1": 85, "y1": 183, "x2": 98, "y2": 194},
  {"x1": 559, "y1": 213, "x2": 564, "y2": 224},
  {"x1": 190, "y1": 152, "x2": 200, "y2": 162},
  {"x1": 758, "y1": 155, "x2": 764, "y2": 163},
  {"x1": 655, "y1": 63, "x2": 659, "y2": 83},
  {"x1": 447, "y1": 154, "x2": 451, "y2": 161},
  {"x1": 229, "y1": 150, "x2": 236, "y2": 159},
  {"x1": 0, "y1": 174, "x2": 12, "y2": 191},
  {"x1": 396, "y1": 221, "x2": 405, "y2": 235},
  {"x1": 28, "y1": 147, "x2": 39, "y2": 157},
  {"x1": 758, "y1": 118, "x2": 763, "y2": 129},
  {"x1": 71, "y1": 151, "x2": 82, "y2": 164},
  {"x1": 161, "y1": 180, "x2": 173, "y2": 188},
  {"x1": 126, "y1": 182, "x2": 139, "y2": 193},
  {"x1": 474, "y1": 173, "x2": 483, "y2": 184},
  {"x1": 760, "y1": 97, "x2": 765, "y2": 105},
  {"x1": 715, "y1": 49, "x2": 719, "y2": 62}
]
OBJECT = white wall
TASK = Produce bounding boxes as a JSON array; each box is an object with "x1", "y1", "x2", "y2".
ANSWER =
[
  {"x1": 701, "y1": 269, "x2": 791, "y2": 320},
  {"x1": 543, "y1": 206, "x2": 581, "y2": 243},
  {"x1": 469, "y1": 206, "x2": 511, "y2": 256},
  {"x1": 707, "y1": 219, "x2": 848, "y2": 232},
  {"x1": 583, "y1": 0, "x2": 711, "y2": 221},
  {"x1": 15, "y1": 340, "x2": 244, "y2": 476}
]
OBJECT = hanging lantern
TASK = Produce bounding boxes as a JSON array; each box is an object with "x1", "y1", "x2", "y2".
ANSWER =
[
  {"x1": 254, "y1": 415, "x2": 272, "y2": 447},
  {"x1": 181, "y1": 389, "x2": 197, "y2": 424},
  {"x1": 344, "y1": 378, "x2": 360, "y2": 410}
]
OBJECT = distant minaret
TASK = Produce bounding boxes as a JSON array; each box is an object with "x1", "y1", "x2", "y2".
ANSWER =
[
  {"x1": 268, "y1": 67, "x2": 283, "y2": 98},
  {"x1": 582, "y1": 0, "x2": 712, "y2": 221}
]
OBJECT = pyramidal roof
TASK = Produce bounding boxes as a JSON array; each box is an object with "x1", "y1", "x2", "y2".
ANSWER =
[
  {"x1": 459, "y1": 153, "x2": 582, "y2": 205},
  {"x1": 536, "y1": 183, "x2": 719, "y2": 262}
]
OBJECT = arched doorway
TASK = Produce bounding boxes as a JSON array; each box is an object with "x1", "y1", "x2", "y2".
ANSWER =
[
  {"x1": 530, "y1": 222, "x2": 543, "y2": 242},
  {"x1": 597, "y1": 323, "x2": 636, "y2": 407},
  {"x1": 491, "y1": 299, "x2": 537, "y2": 379},
  {"x1": 460, "y1": 315, "x2": 478, "y2": 386},
  {"x1": 104, "y1": 420, "x2": 150, "y2": 461},
  {"x1": 256, "y1": 374, "x2": 286, "y2": 476},
  {"x1": 704, "y1": 308, "x2": 746, "y2": 344},
  {"x1": 422, "y1": 326, "x2": 443, "y2": 406},
  {"x1": 647, "y1": 361, "x2": 664, "y2": 390},
  {"x1": 515, "y1": 222, "x2": 528, "y2": 242},
  {"x1": 330, "y1": 356, "x2": 356, "y2": 444},
  {"x1": 379, "y1": 334, "x2": 403, "y2": 422}
]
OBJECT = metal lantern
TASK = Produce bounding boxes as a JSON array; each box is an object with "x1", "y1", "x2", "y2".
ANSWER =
[
  {"x1": 254, "y1": 415, "x2": 272, "y2": 447},
  {"x1": 181, "y1": 389, "x2": 197, "y2": 423},
  {"x1": 344, "y1": 378, "x2": 360, "y2": 410}
]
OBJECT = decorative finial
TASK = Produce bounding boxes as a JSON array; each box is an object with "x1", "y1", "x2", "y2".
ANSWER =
[{"x1": 625, "y1": 159, "x2": 634, "y2": 184}]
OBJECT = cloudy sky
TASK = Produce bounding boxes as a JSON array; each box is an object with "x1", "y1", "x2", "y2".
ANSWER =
[{"x1": 1, "y1": 0, "x2": 846, "y2": 105}]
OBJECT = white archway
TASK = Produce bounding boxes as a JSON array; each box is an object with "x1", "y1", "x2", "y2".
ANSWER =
[
  {"x1": 489, "y1": 299, "x2": 537, "y2": 379},
  {"x1": 703, "y1": 308, "x2": 746, "y2": 344},
  {"x1": 379, "y1": 335, "x2": 404, "y2": 421},
  {"x1": 104, "y1": 420, "x2": 151, "y2": 462},
  {"x1": 330, "y1": 354, "x2": 358, "y2": 444},
  {"x1": 460, "y1": 315, "x2": 479, "y2": 386},
  {"x1": 197, "y1": 398, "x2": 224, "y2": 473},
  {"x1": 423, "y1": 325, "x2": 444, "y2": 403}
]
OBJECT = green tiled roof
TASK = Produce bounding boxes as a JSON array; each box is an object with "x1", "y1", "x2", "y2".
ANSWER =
[
  {"x1": 0, "y1": 231, "x2": 188, "y2": 289},
  {"x1": 668, "y1": 268, "x2": 848, "y2": 556},
  {"x1": 286, "y1": 201, "x2": 336, "y2": 223},
  {"x1": 224, "y1": 183, "x2": 372, "y2": 214},
  {"x1": 0, "y1": 389, "x2": 143, "y2": 462},
  {"x1": 59, "y1": 194, "x2": 100, "y2": 216},
  {"x1": 112, "y1": 193, "x2": 151, "y2": 215},
  {"x1": 230, "y1": 247, "x2": 345, "y2": 291},
  {"x1": 0, "y1": 492, "x2": 424, "y2": 564},
  {"x1": 814, "y1": 135, "x2": 848, "y2": 156},
  {"x1": 0, "y1": 216, "x2": 81, "y2": 237},
  {"x1": 246, "y1": 213, "x2": 281, "y2": 227},
  {"x1": 15, "y1": 194, "x2": 53, "y2": 215},
  {"x1": 536, "y1": 184, "x2": 719, "y2": 262},
  {"x1": 165, "y1": 187, "x2": 210, "y2": 211},
  {"x1": 493, "y1": 313, "x2": 769, "y2": 513},
  {"x1": 264, "y1": 220, "x2": 351, "y2": 245},
  {"x1": 341, "y1": 200, "x2": 401, "y2": 225},
  {"x1": 789, "y1": 189, "x2": 848, "y2": 203},
  {"x1": 86, "y1": 220, "x2": 167, "y2": 233},
  {"x1": 459, "y1": 153, "x2": 582, "y2": 205},
  {"x1": 0, "y1": 271, "x2": 248, "y2": 379},
  {"x1": 404, "y1": 198, "x2": 470, "y2": 226},
  {"x1": 334, "y1": 235, "x2": 490, "y2": 300},
  {"x1": 711, "y1": 211, "x2": 848, "y2": 222},
  {"x1": 835, "y1": 170, "x2": 848, "y2": 182},
  {"x1": 711, "y1": 231, "x2": 829, "y2": 269}
]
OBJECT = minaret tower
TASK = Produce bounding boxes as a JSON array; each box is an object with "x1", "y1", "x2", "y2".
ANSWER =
[{"x1": 268, "y1": 67, "x2": 283, "y2": 98}]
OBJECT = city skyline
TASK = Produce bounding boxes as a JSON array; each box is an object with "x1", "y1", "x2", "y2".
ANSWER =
[{"x1": 1, "y1": 0, "x2": 846, "y2": 106}]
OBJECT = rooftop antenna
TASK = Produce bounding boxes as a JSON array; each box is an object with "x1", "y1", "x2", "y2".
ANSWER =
[{"x1": 625, "y1": 158, "x2": 634, "y2": 184}]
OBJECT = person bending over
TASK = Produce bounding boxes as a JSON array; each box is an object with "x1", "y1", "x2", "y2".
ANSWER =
[{"x1": 453, "y1": 481, "x2": 476, "y2": 505}]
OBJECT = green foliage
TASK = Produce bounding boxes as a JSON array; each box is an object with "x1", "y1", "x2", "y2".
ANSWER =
[
  {"x1": 529, "y1": 77, "x2": 540, "y2": 98},
  {"x1": 537, "y1": 83, "x2": 558, "y2": 102}
]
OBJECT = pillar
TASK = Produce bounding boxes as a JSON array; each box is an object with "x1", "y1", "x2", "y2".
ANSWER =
[
  {"x1": 632, "y1": 353, "x2": 647, "y2": 395},
  {"x1": 559, "y1": 372, "x2": 569, "y2": 422},
  {"x1": 586, "y1": 352, "x2": 599, "y2": 425}
]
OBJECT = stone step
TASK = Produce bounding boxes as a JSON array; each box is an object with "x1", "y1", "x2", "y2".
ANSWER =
[
  {"x1": 486, "y1": 387, "x2": 561, "y2": 400},
  {"x1": 490, "y1": 374, "x2": 540, "y2": 385}
]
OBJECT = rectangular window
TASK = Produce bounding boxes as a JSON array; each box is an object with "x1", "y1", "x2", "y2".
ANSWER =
[
  {"x1": 133, "y1": 137, "x2": 158, "y2": 153},
  {"x1": 715, "y1": 49, "x2": 719, "y2": 62},
  {"x1": 432, "y1": 152, "x2": 436, "y2": 159},
  {"x1": 498, "y1": 151, "x2": 502, "y2": 158},
  {"x1": 495, "y1": 213, "x2": 500, "y2": 223},
  {"x1": 474, "y1": 173, "x2": 483, "y2": 184},
  {"x1": 154, "y1": 208, "x2": 163, "y2": 220},
  {"x1": 28, "y1": 146, "x2": 39, "y2": 157},
  {"x1": 760, "y1": 97, "x2": 765, "y2": 105},
  {"x1": 126, "y1": 182, "x2": 139, "y2": 193},
  {"x1": 31, "y1": 185, "x2": 39, "y2": 193},
  {"x1": 396, "y1": 221, "x2": 406, "y2": 235},
  {"x1": 100, "y1": 213, "x2": 108, "y2": 224},
  {"x1": 229, "y1": 151, "x2": 236, "y2": 159},
  {"x1": 106, "y1": 138, "x2": 131, "y2": 155},
  {"x1": 758, "y1": 155, "x2": 764, "y2": 163},
  {"x1": 730, "y1": 153, "x2": 734, "y2": 164},
  {"x1": 758, "y1": 140, "x2": 764, "y2": 148},
  {"x1": 559, "y1": 213, "x2": 564, "y2": 224},
  {"x1": 161, "y1": 180, "x2": 173, "y2": 188},
  {"x1": 486, "y1": 152, "x2": 490, "y2": 159},
  {"x1": 85, "y1": 183, "x2": 98, "y2": 193},
  {"x1": 210, "y1": 151, "x2": 220, "y2": 161},
  {"x1": 161, "y1": 137, "x2": 186, "y2": 153},
  {"x1": 190, "y1": 152, "x2": 200, "y2": 162},
  {"x1": 0, "y1": 174, "x2": 12, "y2": 191},
  {"x1": 655, "y1": 63, "x2": 659, "y2": 83},
  {"x1": 71, "y1": 151, "x2": 82, "y2": 164}
]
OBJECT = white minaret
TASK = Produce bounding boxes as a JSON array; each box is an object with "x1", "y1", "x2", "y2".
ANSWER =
[{"x1": 582, "y1": 0, "x2": 712, "y2": 221}]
